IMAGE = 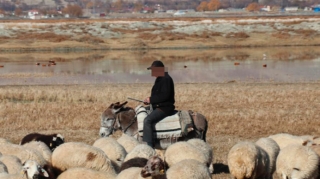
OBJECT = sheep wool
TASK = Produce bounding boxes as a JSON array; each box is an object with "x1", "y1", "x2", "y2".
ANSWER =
[
  {"x1": 227, "y1": 141, "x2": 270, "y2": 179},
  {"x1": 187, "y1": 139, "x2": 213, "y2": 172},
  {"x1": 124, "y1": 144, "x2": 156, "y2": 162},
  {"x1": 22, "y1": 141, "x2": 52, "y2": 164},
  {"x1": 255, "y1": 137, "x2": 280, "y2": 177},
  {"x1": 166, "y1": 159, "x2": 211, "y2": 179},
  {"x1": 51, "y1": 142, "x2": 116, "y2": 175},
  {"x1": 116, "y1": 167, "x2": 151, "y2": 179},
  {"x1": 0, "y1": 143, "x2": 47, "y2": 166},
  {"x1": 0, "y1": 155, "x2": 22, "y2": 174},
  {"x1": 164, "y1": 141, "x2": 208, "y2": 167},
  {"x1": 276, "y1": 144, "x2": 319, "y2": 179},
  {"x1": 268, "y1": 133, "x2": 313, "y2": 149},
  {"x1": 57, "y1": 167, "x2": 116, "y2": 179},
  {"x1": 93, "y1": 137, "x2": 127, "y2": 172},
  {"x1": 117, "y1": 134, "x2": 140, "y2": 153},
  {"x1": 0, "y1": 161, "x2": 7, "y2": 174}
]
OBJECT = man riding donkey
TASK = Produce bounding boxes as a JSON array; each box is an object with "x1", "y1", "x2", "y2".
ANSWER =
[{"x1": 143, "y1": 60, "x2": 175, "y2": 148}]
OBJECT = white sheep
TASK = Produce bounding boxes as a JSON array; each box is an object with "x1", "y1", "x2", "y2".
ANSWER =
[
  {"x1": 0, "y1": 161, "x2": 8, "y2": 174},
  {"x1": 0, "y1": 160, "x2": 49, "y2": 179},
  {"x1": 140, "y1": 156, "x2": 210, "y2": 179},
  {"x1": 117, "y1": 134, "x2": 140, "y2": 153},
  {"x1": 0, "y1": 155, "x2": 22, "y2": 174},
  {"x1": 187, "y1": 139, "x2": 214, "y2": 173},
  {"x1": 255, "y1": 137, "x2": 280, "y2": 178},
  {"x1": 166, "y1": 159, "x2": 211, "y2": 179},
  {"x1": 227, "y1": 141, "x2": 270, "y2": 179},
  {"x1": 0, "y1": 143, "x2": 47, "y2": 166},
  {"x1": 276, "y1": 144, "x2": 319, "y2": 179},
  {"x1": 268, "y1": 133, "x2": 313, "y2": 149},
  {"x1": 22, "y1": 141, "x2": 52, "y2": 164},
  {"x1": 51, "y1": 142, "x2": 116, "y2": 175},
  {"x1": 124, "y1": 144, "x2": 157, "y2": 162},
  {"x1": 0, "y1": 138, "x2": 11, "y2": 144},
  {"x1": 116, "y1": 167, "x2": 150, "y2": 179},
  {"x1": 164, "y1": 141, "x2": 208, "y2": 167},
  {"x1": 93, "y1": 137, "x2": 127, "y2": 172},
  {"x1": 57, "y1": 167, "x2": 116, "y2": 179}
]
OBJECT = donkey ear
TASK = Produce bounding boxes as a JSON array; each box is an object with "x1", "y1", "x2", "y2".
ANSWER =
[
  {"x1": 119, "y1": 101, "x2": 128, "y2": 107},
  {"x1": 108, "y1": 103, "x2": 114, "y2": 108}
]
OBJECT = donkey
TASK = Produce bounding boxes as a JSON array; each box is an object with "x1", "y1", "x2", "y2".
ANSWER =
[{"x1": 99, "y1": 101, "x2": 208, "y2": 150}]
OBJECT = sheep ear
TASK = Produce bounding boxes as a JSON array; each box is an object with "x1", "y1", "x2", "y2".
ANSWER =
[{"x1": 40, "y1": 168, "x2": 49, "y2": 177}]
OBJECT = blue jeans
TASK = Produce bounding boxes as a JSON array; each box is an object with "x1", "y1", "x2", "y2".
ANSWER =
[{"x1": 143, "y1": 108, "x2": 167, "y2": 147}]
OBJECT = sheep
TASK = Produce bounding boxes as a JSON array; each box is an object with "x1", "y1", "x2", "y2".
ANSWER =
[
  {"x1": 227, "y1": 141, "x2": 270, "y2": 179},
  {"x1": 92, "y1": 137, "x2": 127, "y2": 173},
  {"x1": 0, "y1": 161, "x2": 8, "y2": 174},
  {"x1": 141, "y1": 156, "x2": 211, "y2": 179},
  {"x1": 57, "y1": 167, "x2": 116, "y2": 179},
  {"x1": 20, "y1": 133, "x2": 64, "y2": 152},
  {"x1": 22, "y1": 141, "x2": 52, "y2": 164},
  {"x1": 0, "y1": 155, "x2": 22, "y2": 174},
  {"x1": 51, "y1": 142, "x2": 116, "y2": 176},
  {"x1": 276, "y1": 144, "x2": 319, "y2": 179},
  {"x1": 0, "y1": 138, "x2": 11, "y2": 144},
  {"x1": 124, "y1": 144, "x2": 157, "y2": 162},
  {"x1": 0, "y1": 160, "x2": 49, "y2": 179},
  {"x1": 268, "y1": 133, "x2": 314, "y2": 149},
  {"x1": 166, "y1": 159, "x2": 211, "y2": 179},
  {"x1": 164, "y1": 141, "x2": 208, "y2": 167},
  {"x1": 117, "y1": 134, "x2": 140, "y2": 153},
  {"x1": 0, "y1": 143, "x2": 47, "y2": 166},
  {"x1": 255, "y1": 137, "x2": 280, "y2": 178},
  {"x1": 119, "y1": 157, "x2": 149, "y2": 172},
  {"x1": 187, "y1": 138, "x2": 214, "y2": 173},
  {"x1": 117, "y1": 167, "x2": 151, "y2": 179}
]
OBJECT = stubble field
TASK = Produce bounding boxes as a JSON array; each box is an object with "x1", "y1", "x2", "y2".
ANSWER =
[{"x1": 0, "y1": 82, "x2": 319, "y2": 178}]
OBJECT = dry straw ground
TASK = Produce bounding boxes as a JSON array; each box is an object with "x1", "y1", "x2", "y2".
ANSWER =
[{"x1": 0, "y1": 82, "x2": 319, "y2": 178}]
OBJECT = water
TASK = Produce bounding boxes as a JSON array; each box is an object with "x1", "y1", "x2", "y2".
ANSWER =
[{"x1": 0, "y1": 47, "x2": 319, "y2": 85}]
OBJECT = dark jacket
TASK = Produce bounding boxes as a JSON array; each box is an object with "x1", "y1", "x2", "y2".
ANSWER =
[{"x1": 150, "y1": 72, "x2": 175, "y2": 115}]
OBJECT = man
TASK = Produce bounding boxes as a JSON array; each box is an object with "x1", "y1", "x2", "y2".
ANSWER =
[{"x1": 143, "y1": 60, "x2": 175, "y2": 148}]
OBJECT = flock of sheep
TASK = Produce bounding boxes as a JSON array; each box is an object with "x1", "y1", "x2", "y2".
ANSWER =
[
  {"x1": 1, "y1": 132, "x2": 320, "y2": 179},
  {"x1": 228, "y1": 133, "x2": 320, "y2": 179}
]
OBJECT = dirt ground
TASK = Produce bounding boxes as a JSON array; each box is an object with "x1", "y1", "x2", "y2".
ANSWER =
[{"x1": 1, "y1": 15, "x2": 320, "y2": 51}]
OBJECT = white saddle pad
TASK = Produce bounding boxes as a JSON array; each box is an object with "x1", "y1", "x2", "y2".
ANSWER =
[{"x1": 135, "y1": 105, "x2": 182, "y2": 139}]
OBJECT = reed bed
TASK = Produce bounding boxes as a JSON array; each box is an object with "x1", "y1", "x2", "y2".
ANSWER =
[{"x1": 0, "y1": 83, "x2": 319, "y2": 178}]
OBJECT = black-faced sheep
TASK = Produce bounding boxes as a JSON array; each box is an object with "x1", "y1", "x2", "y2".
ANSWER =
[{"x1": 20, "y1": 133, "x2": 64, "y2": 152}]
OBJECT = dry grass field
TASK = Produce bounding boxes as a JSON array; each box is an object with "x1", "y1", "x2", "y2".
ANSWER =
[
  {"x1": 1, "y1": 15, "x2": 320, "y2": 51},
  {"x1": 0, "y1": 82, "x2": 319, "y2": 178}
]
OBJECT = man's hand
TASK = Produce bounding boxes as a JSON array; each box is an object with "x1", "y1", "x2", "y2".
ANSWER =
[{"x1": 143, "y1": 97, "x2": 150, "y2": 105}]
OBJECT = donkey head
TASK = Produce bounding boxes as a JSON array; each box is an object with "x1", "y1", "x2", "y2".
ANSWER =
[{"x1": 99, "y1": 101, "x2": 128, "y2": 137}]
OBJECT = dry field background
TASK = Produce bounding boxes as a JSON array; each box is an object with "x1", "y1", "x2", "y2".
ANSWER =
[
  {"x1": 1, "y1": 16, "x2": 320, "y2": 51},
  {"x1": 0, "y1": 82, "x2": 319, "y2": 178}
]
